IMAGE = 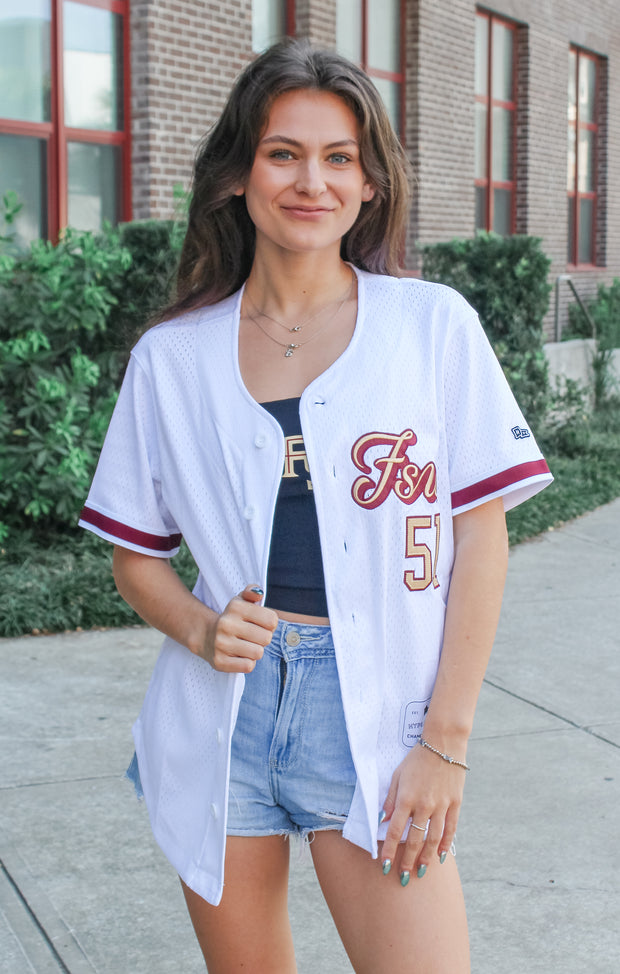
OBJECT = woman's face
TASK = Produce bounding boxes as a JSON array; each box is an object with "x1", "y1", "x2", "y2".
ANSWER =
[{"x1": 235, "y1": 88, "x2": 375, "y2": 259}]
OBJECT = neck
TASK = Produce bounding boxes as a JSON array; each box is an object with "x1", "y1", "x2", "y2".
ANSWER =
[{"x1": 244, "y1": 246, "x2": 354, "y2": 318}]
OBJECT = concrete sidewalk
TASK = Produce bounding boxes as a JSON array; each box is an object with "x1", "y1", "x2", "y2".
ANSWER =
[{"x1": 1, "y1": 499, "x2": 619, "y2": 973}]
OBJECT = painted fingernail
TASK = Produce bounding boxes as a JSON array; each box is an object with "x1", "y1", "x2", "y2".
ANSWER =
[
  {"x1": 439, "y1": 851, "x2": 447, "y2": 865},
  {"x1": 250, "y1": 586, "x2": 264, "y2": 596},
  {"x1": 417, "y1": 864, "x2": 427, "y2": 879},
  {"x1": 382, "y1": 858, "x2": 392, "y2": 875},
  {"x1": 378, "y1": 809, "x2": 386, "y2": 825},
  {"x1": 400, "y1": 870, "x2": 410, "y2": 887}
]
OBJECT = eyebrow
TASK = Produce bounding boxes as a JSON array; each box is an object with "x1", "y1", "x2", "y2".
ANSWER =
[{"x1": 260, "y1": 135, "x2": 359, "y2": 149}]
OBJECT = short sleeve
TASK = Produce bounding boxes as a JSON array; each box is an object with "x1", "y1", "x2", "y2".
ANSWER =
[
  {"x1": 443, "y1": 313, "x2": 553, "y2": 515},
  {"x1": 79, "y1": 354, "x2": 182, "y2": 556}
]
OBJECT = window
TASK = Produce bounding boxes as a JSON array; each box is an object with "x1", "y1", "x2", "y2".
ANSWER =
[
  {"x1": 252, "y1": 0, "x2": 294, "y2": 53},
  {"x1": 336, "y1": 0, "x2": 404, "y2": 136},
  {"x1": 567, "y1": 48, "x2": 599, "y2": 265},
  {"x1": 0, "y1": 0, "x2": 130, "y2": 247},
  {"x1": 474, "y1": 11, "x2": 516, "y2": 235}
]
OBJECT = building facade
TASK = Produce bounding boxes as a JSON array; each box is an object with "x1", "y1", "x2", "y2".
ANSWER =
[{"x1": 1, "y1": 0, "x2": 618, "y2": 336}]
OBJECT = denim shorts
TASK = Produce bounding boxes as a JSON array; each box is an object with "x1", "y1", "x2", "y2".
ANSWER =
[
  {"x1": 126, "y1": 622, "x2": 357, "y2": 837},
  {"x1": 227, "y1": 620, "x2": 357, "y2": 837}
]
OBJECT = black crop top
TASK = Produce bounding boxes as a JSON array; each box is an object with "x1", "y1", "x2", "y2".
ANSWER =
[{"x1": 261, "y1": 397, "x2": 328, "y2": 617}]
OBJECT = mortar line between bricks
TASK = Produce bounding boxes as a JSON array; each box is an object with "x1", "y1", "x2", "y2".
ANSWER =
[
  {"x1": 482, "y1": 678, "x2": 620, "y2": 750},
  {"x1": 1, "y1": 860, "x2": 71, "y2": 974}
]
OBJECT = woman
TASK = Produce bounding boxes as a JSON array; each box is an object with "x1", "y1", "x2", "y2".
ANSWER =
[{"x1": 80, "y1": 39, "x2": 552, "y2": 973}]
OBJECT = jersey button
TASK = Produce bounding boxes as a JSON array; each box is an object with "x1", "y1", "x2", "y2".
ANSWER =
[
  {"x1": 210, "y1": 802, "x2": 218, "y2": 819},
  {"x1": 243, "y1": 505, "x2": 255, "y2": 520},
  {"x1": 254, "y1": 433, "x2": 267, "y2": 448}
]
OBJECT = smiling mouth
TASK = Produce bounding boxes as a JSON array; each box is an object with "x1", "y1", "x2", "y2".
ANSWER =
[{"x1": 282, "y1": 205, "x2": 333, "y2": 215}]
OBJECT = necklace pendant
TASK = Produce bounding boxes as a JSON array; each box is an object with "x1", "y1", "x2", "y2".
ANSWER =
[
  {"x1": 291, "y1": 325, "x2": 302, "y2": 333},
  {"x1": 284, "y1": 348, "x2": 294, "y2": 358},
  {"x1": 285, "y1": 342, "x2": 300, "y2": 358}
]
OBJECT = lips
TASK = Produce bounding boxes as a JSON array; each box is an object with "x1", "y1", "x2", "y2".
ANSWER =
[{"x1": 281, "y1": 205, "x2": 333, "y2": 217}]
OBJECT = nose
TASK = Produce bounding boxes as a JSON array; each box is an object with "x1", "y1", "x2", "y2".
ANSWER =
[{"x1": 294, "y1": 158, "x2": 326, "y2": 197}]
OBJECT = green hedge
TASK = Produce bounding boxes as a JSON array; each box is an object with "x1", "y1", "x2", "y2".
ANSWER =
[
  {"x1": 421, "y1": 233, "x2": 552, "y2": 430},
  {"x1": 0, "y1": 220, "x2": 183, "y2": 542}
]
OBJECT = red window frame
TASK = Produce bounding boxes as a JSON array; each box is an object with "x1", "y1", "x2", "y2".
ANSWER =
[
  {"x1": 0, "y1": 0, "x2": 131, "y2": 242},
  {"x1": 336, "y1": 0, "x2": 406, "y2": 138},
  {"x1": 475, "y1": 10, "x2": 517, "y2": 234},
  {"x1": 567, "y1": 47, "x2": 599, "y2": 267}
]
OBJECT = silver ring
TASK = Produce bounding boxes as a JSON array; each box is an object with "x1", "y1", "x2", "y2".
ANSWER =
[{"x1": 410, "y1": 821, "x2": 427, "y2": 832}]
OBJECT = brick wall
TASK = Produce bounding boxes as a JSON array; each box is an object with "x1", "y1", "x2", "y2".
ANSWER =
[
  {"x1": 130, "y1": 0, "x2": 253, "y2": 220},
  {"x1": 410, "y1": 0, "x2": 620, "y2": 336}
]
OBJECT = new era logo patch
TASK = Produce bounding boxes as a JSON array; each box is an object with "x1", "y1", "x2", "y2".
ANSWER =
[{"x1": 511, "y1": 426, "x2": 530, "y2": 440}]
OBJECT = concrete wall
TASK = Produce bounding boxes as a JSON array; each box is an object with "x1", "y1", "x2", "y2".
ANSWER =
[{"x1": 545, "y1": 339, "x2": 620, "y2": 392}]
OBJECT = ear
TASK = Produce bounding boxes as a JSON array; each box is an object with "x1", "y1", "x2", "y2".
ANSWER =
[{"x1": 362, "y1": 182, "x2": 375, "y2": 202}]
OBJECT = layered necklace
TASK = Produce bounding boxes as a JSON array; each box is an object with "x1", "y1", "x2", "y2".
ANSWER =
[{"x1": 244, "y1": 269, "x2": 355, "y2": 358}]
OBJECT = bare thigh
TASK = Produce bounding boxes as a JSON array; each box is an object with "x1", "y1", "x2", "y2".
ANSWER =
[
  {"x1": 310, "y1": 831, "x2": 470, "y2": 974},
  {"x1": 181, "y1": 835, "x2": 297, "y2": 974}
]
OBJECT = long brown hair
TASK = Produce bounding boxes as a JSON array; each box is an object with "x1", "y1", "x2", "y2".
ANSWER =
[{"x1": 158, "y1": 39, "x2": 412, "y2": 322}]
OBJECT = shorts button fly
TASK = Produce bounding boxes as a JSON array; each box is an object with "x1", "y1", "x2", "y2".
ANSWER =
[{"x1": 285, "y1": 630, "x2": 301, "y2": 647}]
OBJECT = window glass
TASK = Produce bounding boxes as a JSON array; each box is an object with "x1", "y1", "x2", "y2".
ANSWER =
[
  {"x1": 368, "y1": 0, "x2": 399, "y2": 72},
  {"x1": 567, "y1": 49, "x2": 577, "y2": 122},
  {"x1": 475, "y1": 15, "x2": 488, "y2": 97},
  {"x1": 491, "y1": 106, "x2": 512, "y2": 182},
  {"x1": 578, "y1": 197, "x2": 593, "y2": 263},
  {"x1": 475, "y1": 102, "x2": 487, "y2": 180},
  {"x1": 577, "y1": 128, "x2": 594, "y2": 193},
  {"x1": 63, "y1": 0, "x2": 123, "y2": 130},
  {"x1": 0, "y1": 133, "x2": 47, "y2": 246},
  {"x1": 475, "y1": 186, "x2": 486, "y2": 231},
  {"x1": 493, "y1": 187, "x2": 512, "y2": 235},
  {"x1": 371, "y1": 76, "x2": 400, "y2": 135},
  {"x1": 567, "y1": 124, "x2": 576, "y2": 191},
  {"x1": 491, "y1": 21, "x2": 513, "y2": 102},
  {"x1": 252, "y1": 0, "x2": 285, "y2": 53},
  {"x1": 579, "y1": 56, "x2": 596, "y2": 123},
  {"x1": 0, "y1": 0, "x2": 51, "y2": 122},
  {"x1": 67, "y1": 142, "x2": 120, "y2": 231},
  {"x1": 336, "y1": 0, "x2": 362, "y2": 63},
  {"x1": 567, "y1": 198, "x2": 575, "y2": 261}
]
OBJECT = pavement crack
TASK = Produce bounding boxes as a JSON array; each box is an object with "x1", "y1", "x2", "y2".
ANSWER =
[
  {"x1": 0, "y1": 773, "x2": 123, "y2": 792},
  {"x1": 482, "y1": 679, "x2": 620, "y2": 750},
  {"x1": 1, "y1": 859, "x2": 72, "y2": 973}
]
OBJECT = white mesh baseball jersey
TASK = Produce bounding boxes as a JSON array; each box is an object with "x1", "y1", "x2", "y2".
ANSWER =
[{"x1": 80, "y1": 268, "x2": 552, "y2": 904}]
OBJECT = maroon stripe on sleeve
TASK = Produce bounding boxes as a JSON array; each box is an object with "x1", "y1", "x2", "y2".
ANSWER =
[
  {"x1": 79, "y1": 507, "x2": 182, "y2": 551},
  {"x1": 451, "y1": 459, "x2": 551, "y2": 510}
]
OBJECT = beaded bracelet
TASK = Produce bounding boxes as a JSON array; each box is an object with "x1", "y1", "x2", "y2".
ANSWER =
[{"x1": 418, "y1": 737, "x2": 470, "y2": 771}]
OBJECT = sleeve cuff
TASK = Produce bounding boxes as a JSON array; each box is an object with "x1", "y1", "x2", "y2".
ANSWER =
[
  {"x1": 79, "y1": 506, "x2": 182, "y2": 556},
  {"x1": 451, "y1": 459, "x2": 553, "y2": 515}
]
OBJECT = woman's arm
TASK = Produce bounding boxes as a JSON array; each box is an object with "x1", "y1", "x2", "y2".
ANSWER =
[
  {"x1": 379, "y1": 496, "x2": 509, "y2": 880},
  {"x1": 112, "y1": 547, "x2": 278, "y2": 672}
]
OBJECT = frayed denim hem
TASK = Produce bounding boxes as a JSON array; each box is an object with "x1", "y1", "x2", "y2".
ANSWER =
[{"x1": 125, "y1": 751, "x2": 144, "y2": 800}]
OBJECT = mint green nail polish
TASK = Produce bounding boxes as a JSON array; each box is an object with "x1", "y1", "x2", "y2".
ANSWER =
[
  {"x1": 400, "y1": 870, "x2": 410, "y2": 887},
  {"x1": 382, "y1": 858, "x2": 392, "y2": 875},
  {"x1": 378, "y1": 809, "x2": 386, "y2": 825},
  {"x1": 439, "y1": 852, "x2": 447, "y2": 865},
  {"x1": 417, "y1": 864, "x2": 427, "y2": 879}
]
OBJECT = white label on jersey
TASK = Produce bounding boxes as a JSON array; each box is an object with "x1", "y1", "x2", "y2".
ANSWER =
[{"x1": 401, "y1": 698, "x2": 432, "y2": 748}]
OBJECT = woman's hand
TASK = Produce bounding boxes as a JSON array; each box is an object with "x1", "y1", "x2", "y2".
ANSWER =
[
  {"x1": 204, "y1": 585, "x2": 279, "y2": 673},
  {"x1": 379, "y1": 739, "x2": 467, "y2": 884},
  {"x1": 112, "y1": 547, "x2": 277, "y2": 672}
]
